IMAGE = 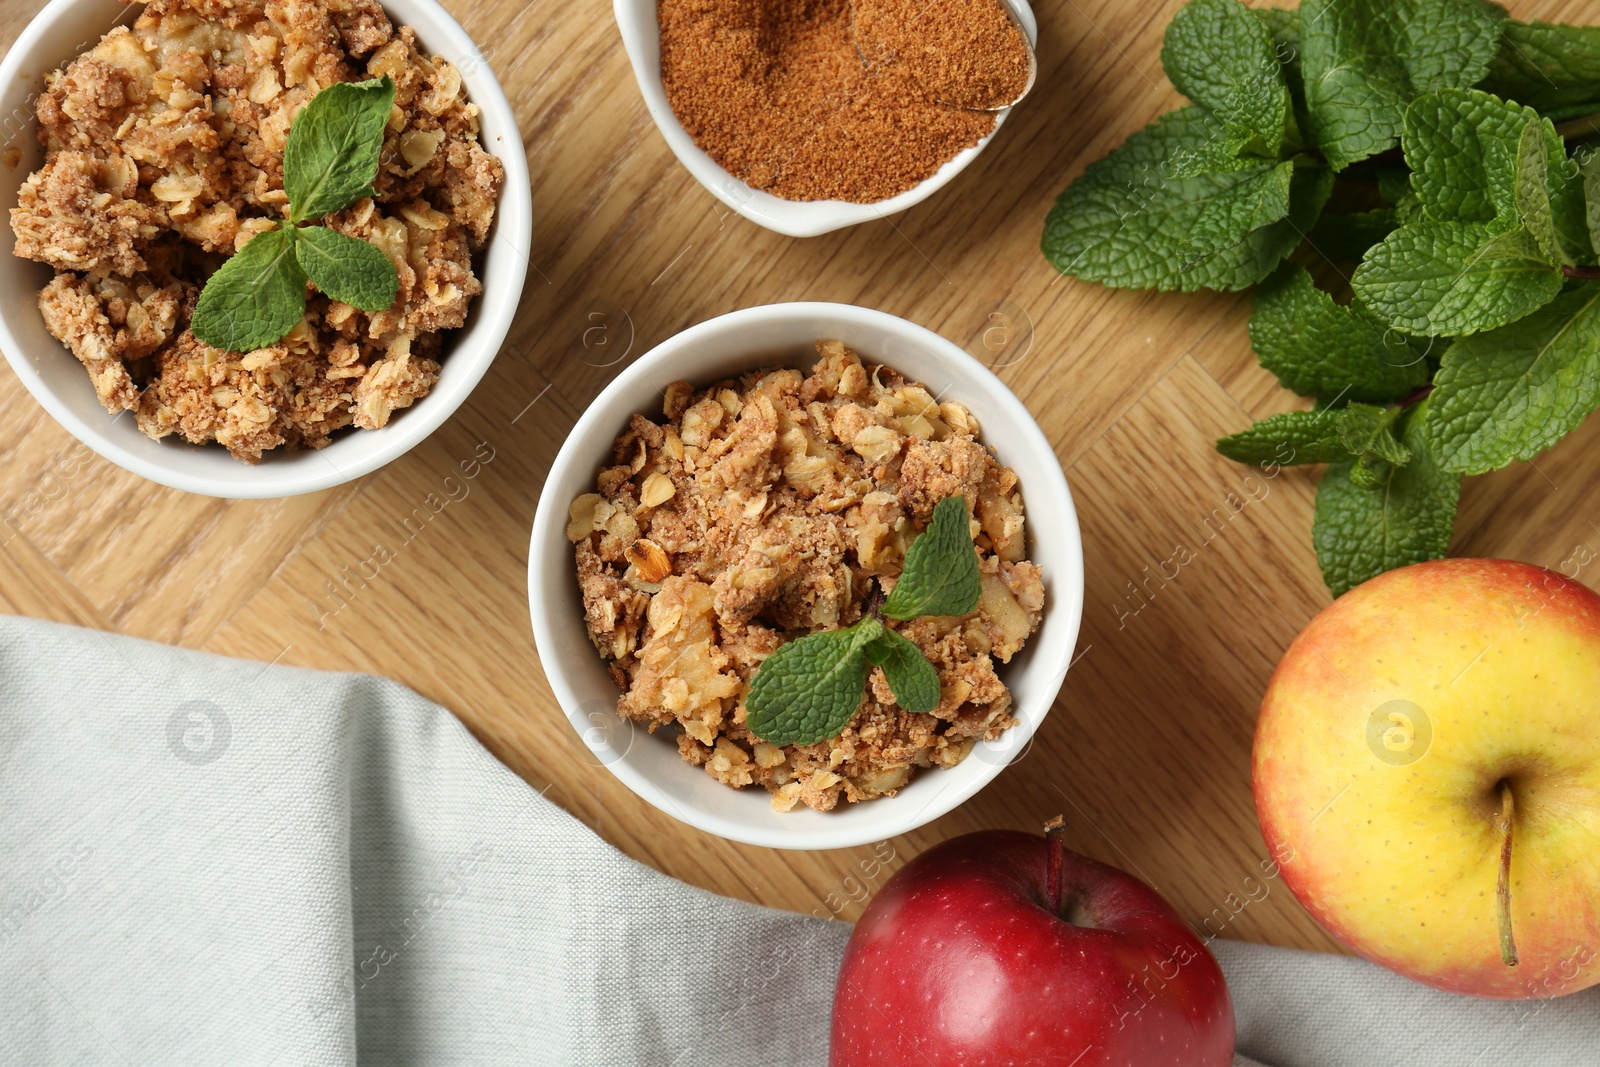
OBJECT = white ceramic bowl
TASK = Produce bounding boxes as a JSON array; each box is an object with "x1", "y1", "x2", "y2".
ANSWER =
[
  {"x1": 0, "y1": 0, "x2": 531, "y2": 498},
  {"x1": 529, "y1": 303, "x2": 1083, "y2": 850},
  {"x1": 614, "y1": 0, "x2": 1037, "y2": 238}
]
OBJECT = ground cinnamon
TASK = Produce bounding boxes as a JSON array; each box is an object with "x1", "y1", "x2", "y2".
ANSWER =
[
  {"x1": 853, "y1": 0, "x2": 1033, "y2": 110},
  {"x1": 657, "y1": 0, "x2": 1032, "y2": 204}
]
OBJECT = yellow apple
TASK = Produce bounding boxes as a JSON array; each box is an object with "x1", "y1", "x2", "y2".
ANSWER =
[{"x1": 1255, "y1": 558, "x2": 1600, "y2": 998}]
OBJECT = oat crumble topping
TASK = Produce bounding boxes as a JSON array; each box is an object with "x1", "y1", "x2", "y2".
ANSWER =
[
  {"x1": 10, "y1": 0, "x2": 504, "y2": 461},
  {"x1": 567, "y1": 342, "x2": 1045, "y2": 813}
]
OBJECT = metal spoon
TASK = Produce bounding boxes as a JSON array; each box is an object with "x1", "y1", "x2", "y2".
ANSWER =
[{"x1": 848, "y1": 0, "x2": 1038, "y2": 112}]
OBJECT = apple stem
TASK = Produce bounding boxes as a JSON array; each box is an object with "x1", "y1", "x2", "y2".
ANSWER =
[
  {"x1": 1496, "y1": 781, "x2": 1519, "y2": 968},
  {"x1": 1044, "y1": 815, "x2": 1065, "y2": 915}
]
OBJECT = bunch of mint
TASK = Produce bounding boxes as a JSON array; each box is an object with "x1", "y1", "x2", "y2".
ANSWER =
[
  {"x1": 745, "y1": 496, "x2": 981, "y2": 747},
  {"x1": 191, "y1": 77, "x2": 400, "y2": 354},
  {"x1": 1041, "y1": 0, "x2": 1600, "y2": 595}
]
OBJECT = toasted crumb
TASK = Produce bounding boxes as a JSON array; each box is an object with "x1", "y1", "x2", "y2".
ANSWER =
[
  {"x1": 12, "y1": 0, "x2": 504, "y2": 462},
  {"x1": 13, "y1": 150, "x2": 165, "y2": 276},
  {"x1": 569, "y1": 342, "x2": 1046, "y2": 812},
  {"x1": 39, "y1": 271, "x2": 189, "y2": 411}
]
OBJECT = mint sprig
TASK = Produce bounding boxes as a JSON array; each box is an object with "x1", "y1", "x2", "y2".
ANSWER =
[
  {"x1": 1350, "y1": 90, "x2": 1585, "y2": 337},
  {"x1": 1041, "y1": 2, "x2": 1336, "y2": 296},
  {"x1": 1217, "y1": 402, "x2": 1414, "y2": 482},
  {"x1": 1313, "y1": 401, "x2": 1461, "y2": 597},
  {"x1": 1041, "y1": 108, "x2": 1331, "y2": 293},
  {"x1": 745, "y1": 496, "x2": 982, "y2": 748},
  {"x1": 192, "y1": 76, "x2": 399, "y2": 354},
  {"x1": 1044, "y1": 0, "x2": 1600, "y2": 596},
  {"x1": 1297, "y1": 0, "x2": 1501, "y2": 172}
]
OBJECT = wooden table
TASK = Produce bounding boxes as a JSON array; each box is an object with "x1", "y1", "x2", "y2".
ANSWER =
[{"x1": 2, "y1": 0, "x2": 1595, "y2": 953}]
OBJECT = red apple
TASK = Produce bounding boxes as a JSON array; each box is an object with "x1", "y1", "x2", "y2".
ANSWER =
[{"x1": 831, "y1": 825, "x2": 1234, "y2": 1066}]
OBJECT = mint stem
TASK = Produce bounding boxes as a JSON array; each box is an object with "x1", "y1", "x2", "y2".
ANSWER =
[
  {"x1": 1394, "y1": 384, "x2": 1434, "y2": 409},
  {"x1": 861, "y1": 579, "x2": 886, "y2": 620},
  {"x1": 1561, "y1": 265, "x2": 1600, "y2": 279},
  {"x1": 1554, "y1": 114, "x2": 1600, "y2": 142}
]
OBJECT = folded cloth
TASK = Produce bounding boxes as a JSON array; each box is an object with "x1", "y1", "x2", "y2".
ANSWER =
[{"x1": 0, "y1": 616, "x2": 1595, "y2": 1066}]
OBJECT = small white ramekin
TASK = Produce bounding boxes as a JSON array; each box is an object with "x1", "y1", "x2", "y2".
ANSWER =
[
  {"x1": 528, "y1": 302, "x2": 1083, "y2": 851},
  {"x1": 613, "y1": 0, "x2": 1037, "y2": 238},
  {"x1": 0, "y1": 0, "x2": 531, "y2": 498}
]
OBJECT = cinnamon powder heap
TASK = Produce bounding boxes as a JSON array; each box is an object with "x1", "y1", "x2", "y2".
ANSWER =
[{"x1": 658, "y1": 0, "x2": 1032, "y2": 204}]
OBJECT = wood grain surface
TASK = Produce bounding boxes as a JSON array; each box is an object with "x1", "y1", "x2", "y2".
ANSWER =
[{"x1": 2, "y1": 0, "x2": 1597, "y2": 955}]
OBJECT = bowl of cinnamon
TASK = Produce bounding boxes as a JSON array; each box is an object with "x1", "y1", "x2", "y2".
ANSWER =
[{"x1": 616, "y1": 0, "x2": 1037, "y2": 238}]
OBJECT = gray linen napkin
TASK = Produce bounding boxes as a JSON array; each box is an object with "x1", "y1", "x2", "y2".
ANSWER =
[{"x1": 1, "y1": 615, "x2": 1595, "y2": 1066}]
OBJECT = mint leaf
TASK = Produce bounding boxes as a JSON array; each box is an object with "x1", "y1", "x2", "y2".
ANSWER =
[
  {"x1": 1257, "y1": 8, "x2": 1302, "y2": 93},
  {"x1": 1336, "y1": 402, "x2": 1412, "y2": 466},
  {"x1": 1217, "y1": 408, "x2": 1348, "y2": 466},
  {"x1": 1312, "y1": 401, "x2": 1462, "y2": 596},
  {"x1": 1162, "y1": 0, "x2": 1291, "y2": 155},
  {"x1": 864, "y1": 629, "x2": 941, "y2": 714},
  {"x1": 1405, "y1": 89, "x2": 1529, "y2": 224},
  {"x1": 1352, "y1": 221, "x2": 1563, "y2": 336},
  {"x1": 1042, "y1": 107, "x2": 1330, "y2": 292},
  {"x1": 1517, "y1": 119, "x2": 1565, "y2": 263},
  {"x1": 1257, "y1": 7, "x2": 1311, "y2": 145},
  {"x1": 1298, "y1": 0, "x2": 1503, "y2": 170},
  {"x1": 1182, "y1": 160, "x2": 1293, "y2": 265},
  {"x1": 1344, "y1": 455, "x2": 1386, "y2": 490},
  {"x1": 1580, "y1": 149, "x2": 1600, "y2": 256},
  {"x1": 1285, "y1": 163, "x2": 1336, "y2": 234},
  {"x1": 1481, "y1": 20, "x2": 1600, "y2": 115},
  {"x1": 1338, "y1": 399, "x2": 1412, "y2": 490},
  {"x1": 295, "y1": 226, "x2": 399, "y2": 312},
  {"x1": 1251, "y1": 265, "x2": 1430, "y2": 403},
  {"x1": 1515, "y1": 118, "x2": 1591, "y2": 265},
  {"x1": 1185, "y1": 161, "x2": 1332, "y2": 285},
  {"x1": 1352, "y1": 90, "x2": 1582, "y2": 334},
  {"x1": 1257, "y1": 8, "x2": 1298, "y2": 53},
  {"x1": 284, "y1": 76, "x2": 396, "y2": 222},
  {"x1": 1164, "y1": 131, "x2": 1262, "y2": 179},
  {"x1": 1425, "y1": 285, "x2": 1600, "y2": 474},
  {"x1": 1400, "y1": 89, "x2": 1591, "y2": 263},
  {"x1": 191, "y1": 227, "x2": 308, "y2": 354},
  {"x1": 883, "y1": 496, "x2": 982, "y2": 620},
  {"x1": 745, "y1": 619, "x2": 883, "y2": 747}
]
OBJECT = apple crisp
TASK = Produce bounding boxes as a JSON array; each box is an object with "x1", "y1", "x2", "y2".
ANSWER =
[
  {"x1": 568, "y1": 342, "x2": 1045, "y2": 812},
  {"x1": 11, "y1": 0, "x2": 504, "y2": 461}
]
